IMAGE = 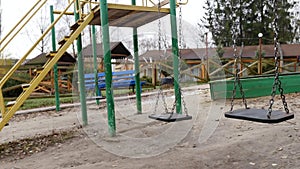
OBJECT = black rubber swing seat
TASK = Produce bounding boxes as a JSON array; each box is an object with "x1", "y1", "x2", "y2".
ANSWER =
[
  {"x1": 225, "y1": 108, "x2": 294, "y2": 123},
  {"x1": 149, "y1": 113, "x2": 192, "y2": 122}
]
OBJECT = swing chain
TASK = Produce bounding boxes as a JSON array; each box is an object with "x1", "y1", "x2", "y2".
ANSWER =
[
  {"x1": 153, "y1": 0, "x2": 169, "y2": 114},
  {"x1": 170, "y1": 87, "x2": 188, "y2": 115},
  {"x1": 230, "y1": 15, "x2": 248, "y2": 112},
  {"x1": 179, "y1": 0, "x2": 183, "y2": 49},
  {"x1": 176, "y1": 0, "x2": 189, "y2": 116},
  {"x1": 158, "y1": 0, "x2": 161, "y2": 50},
  {"x1": 153, "y1": 80, "x2": 169, "y2": 114},
  {"x1": 153, "y1": 0, "x2": 189, "y2": 116},
  {"x1": 267, "y1": 2, "x2": 289, "y2": 118},
  {"x1": 169, "y1": 1, "x2": 188, "y2": 116}
]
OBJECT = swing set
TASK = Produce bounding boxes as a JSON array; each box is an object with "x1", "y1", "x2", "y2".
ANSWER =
[
  {"x1": 148, "y1": 0, "x2": 192, "y2": 122},
  {"x1": 224, "y1": 1, "x2": 294, "y2": 123}
]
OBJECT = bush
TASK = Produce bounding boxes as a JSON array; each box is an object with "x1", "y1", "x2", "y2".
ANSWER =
[
  {"x1": 3, "y1": 73, "x2": 31, "y2": 97},
  {"x1": 141, "y1": 76, "x2": 152, "y2": 84}
]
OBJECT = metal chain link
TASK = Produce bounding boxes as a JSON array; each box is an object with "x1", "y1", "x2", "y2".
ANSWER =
[
  {"x1": 153, "y1": 0, "x2": 169, "y2": 114},
  {"x1": 170, "y1": 87, "x2": 188, "y2": 115},
  {"x1": 267, "y1": 0, "x2": 290, "y2": 118},
  {"x1": 178, "y1": 0, "x2": 183, "y2": 50},
  {"x1": 153, "y1": 0, "x2": 189, "y2": 116},
  {"x1": 175, "y1": 0, "x2": 189, "y2": 116},
  {"x1": 230, "y1": 15, "x2": 248, "y2": 112},
  {"x1": 158, "y1": 0, "x2": 161, "y2": 51},
  {"x1": 153, "y1": 83, "x2": 169, "y2": 114}
]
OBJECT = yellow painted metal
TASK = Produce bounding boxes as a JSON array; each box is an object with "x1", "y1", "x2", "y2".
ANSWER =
[
  {"x1": 142, "y1": 0, "x2": 188, "y2": 7},
  {"x1": 0, "y1": 1, "x2": 75, "y2": 128},
  {"x1": 0, "y1": 90, "x2": 4, "y2": 117},
  {"x1": 53, "y1": 10, "x2": 74, "y2": 15},
  {"x1": 152, "y1": 0, "x2": 170, "y2": 7},
  {"x1": 107, "y1": 3, "x2": 170, "y2": 13},
  {"x1": 0, "y1": 0, "x2": 47, "y2": 117},
  {"x1": 159, "y1": 0, "x2": 170, "y2": 7},
  {"x1": 0, "y1": 0, "x2": 44, "y2": 46},
  {"x1": 0, "y1": 0, "x2": 48, "y2": 53},
  {"x1": 177, "y1": 0, "x2": 188, "y2": 5},
  {"x1": 0, "y1": 6, "x2": 94, "y2": 131},
  {"x1": 148, "y1": 0, "x2": 156, "y2": 6},
  {"x1": 0, "y1": 1, "x2": 74, "y2": 88}
]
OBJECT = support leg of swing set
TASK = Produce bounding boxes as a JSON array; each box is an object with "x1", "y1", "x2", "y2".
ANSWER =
[
  {"x1": 170, "y1": 0, "x2": 181, "y2": 114},
  {"x1": 100, "y1": 0, "x2": 116, "y2": 136},
  {"x1": 132, "y1": 0, "x2": 142, "y2": 114}
]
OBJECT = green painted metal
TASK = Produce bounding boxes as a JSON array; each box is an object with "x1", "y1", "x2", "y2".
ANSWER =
[
  {"x1": 169, "y1": 0, "x2": 181, "y2": 114},
  {"x1": 74, "y1": 0, "x2": 88, "y2": 125},
  {"x1": 100, "y1": 0, "x2": 116, "y2": 136},
  {"x1": 209, "y1": 73, "x2": 300, "y2": 100},
  {"x1": 91, "y1": 25, "x2": 100, "y2": 105},
  {"x1": 50, "y1": 5, "x2": 61, "y2": 112},
  {"x1": 132, "y1": 0, "x2": 142, "y2": 114}
]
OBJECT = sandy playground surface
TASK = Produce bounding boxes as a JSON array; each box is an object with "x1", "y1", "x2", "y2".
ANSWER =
[{"x1": 0, "y1": 84, "x2": 299, "y2": 169}]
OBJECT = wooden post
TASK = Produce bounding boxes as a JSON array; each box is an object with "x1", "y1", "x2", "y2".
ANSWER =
[
  {"x1": 258, "y1": 33, "x2": 263, "y2": 74},
  {"x1": 201, "y1": 63, "x2": 205, "y2": 79},
  {"x1": 152, "y1": 63, "x2": 156, "y2": 87}
]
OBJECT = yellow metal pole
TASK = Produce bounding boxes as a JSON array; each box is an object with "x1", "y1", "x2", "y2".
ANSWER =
[
  {"x1": 0, "y1": 90, "x2": 4, "y2": 117},
  {"x1": 0, "y1": 1, "x2": 74, "y2": 117},
  {"x1": 106, "y1": 4, "x2": 170, "y2": 13},
  {"x1": 0, "y1": 0, "x2": 48, "y2": 52},
  {"x1": 177, "y1": 0, "x2": 188, "y2": 5},
  {"x1": 0, "y1": 10, "x2": 94, "y2": 131},
  {"x1": 0, "y1": 0, "x2": 45, "y2": 45},
  {"x1": 0, "y1": 1, "x2": 74, "y2": 89}
]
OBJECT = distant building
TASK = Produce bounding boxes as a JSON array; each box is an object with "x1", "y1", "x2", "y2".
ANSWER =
[
  {"x1": 139, "y1": 44, "x2": 300, "y2": 83},
  {"x1": 82, "y1": 42, "x2": 132, "y2": 72},
  {"x1": 23, "y1": 52, "x2": 76, "y2": 94}
]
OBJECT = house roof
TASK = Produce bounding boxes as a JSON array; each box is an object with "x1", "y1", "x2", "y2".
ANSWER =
[
  {"x1": 222, "y1": 44, "x2": 300, "y2": 59},
  {"x1": 25, "y1": 52, "x2": 76, "y2": 65},
  {"x1": 82, "y1": 42, "x2": 131, "y2": 59},
  {"x1": 139, "y1": 48, "x2": 217, "y2": 62},
  {"x1": 139, "y1": 50, "x2": 172, "y2": 62},
  {"x1": 140, "y1": 43, "x2": 300, "y2": 61}
]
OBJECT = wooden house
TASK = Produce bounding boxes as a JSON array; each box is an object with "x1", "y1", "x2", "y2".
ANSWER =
[
  {"x1": 24, "y1": 52, "x2": 76, "y2": 94},
  {"x1": 81, "y1": 41, "x2": 132, "y2": 72}
]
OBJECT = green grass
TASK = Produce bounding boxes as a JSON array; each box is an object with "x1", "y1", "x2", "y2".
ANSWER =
[
  {"x1": 13, "y1": 83, "x2": 199, "y2": 110},
  {"x1": 19, "y1": 97, "x2": 75, "y2": 110}
]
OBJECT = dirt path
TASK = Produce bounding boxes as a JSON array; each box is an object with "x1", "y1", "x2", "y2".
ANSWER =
[{"x1": 0, "y1": 85, "x2": 299, "y2": 169}]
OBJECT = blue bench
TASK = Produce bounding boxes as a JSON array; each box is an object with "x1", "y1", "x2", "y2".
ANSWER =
[{"x1": 84, "y1": 70, "x2": 146, "y2": 95}]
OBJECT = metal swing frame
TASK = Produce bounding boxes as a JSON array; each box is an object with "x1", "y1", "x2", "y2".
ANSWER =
[
  {"x1": 148, "y1": 0, "x2": 191, "y2": 122},
  {"x1": 224, "y1": 2, "x2": 294, "y2": 123}
]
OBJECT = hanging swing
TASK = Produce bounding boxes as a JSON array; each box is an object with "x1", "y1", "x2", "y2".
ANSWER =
[
  {"x1": 148, "y1": 82, "x2": 192, "y2": 122},
  {"x1": 148, "y1": 0, "x2": 192, "y2": 122},
  {"x1": 224, "y1": 1, "x2": 294, "y2": 123}
]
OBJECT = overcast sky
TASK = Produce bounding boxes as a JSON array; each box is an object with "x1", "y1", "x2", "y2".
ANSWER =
[{"x1": 1, "y1": 0, "x2": 205, "y2": 59}]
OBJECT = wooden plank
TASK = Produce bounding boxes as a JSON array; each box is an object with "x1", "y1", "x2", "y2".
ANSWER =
[
  {"x1": 239, "y1": 60, "x2": 258, "y2": 76},
  {"x1": 90, "y1": 4, "x2": 169, "y2": 27},
  {"x1": 209, "y1": 60, "x2": 234, "y2": 76}
]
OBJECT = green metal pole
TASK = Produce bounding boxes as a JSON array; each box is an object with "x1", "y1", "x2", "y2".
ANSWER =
[
  {"x1": 169, "y1": 0, "x2": 181, "y2": 114},
  {"x1": 91, "y1": 25, "x2": 100, "y2": 105},
  {"x1": 50, "y1": 5, "x2": 60, "y2": 112},
  {"x1": 100, "y1": 0, "x2": 116, "y2": 136},
  {"x1": 132, "y1": 0, "x2": 142, "y2": 114},
  {"x1": 74, "y1": 0, "x2": 88, "y2": 125}
]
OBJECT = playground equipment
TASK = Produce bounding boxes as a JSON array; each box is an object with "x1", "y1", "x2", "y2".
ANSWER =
[
  {"x1": 149, "y1": 0, "x2": 192, "y2": 122},
  {"x1": 224, "y1": 1, "x2": 294, "y2": 123},
  {"x1": 0, "y1": 0, "x2": 186, "y2": 136}
]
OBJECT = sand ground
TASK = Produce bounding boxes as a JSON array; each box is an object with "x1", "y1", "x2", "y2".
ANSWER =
[{"x1": 0, "y1": 84, "x2": 299, "y2": 169}]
